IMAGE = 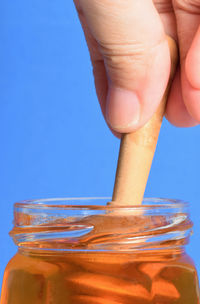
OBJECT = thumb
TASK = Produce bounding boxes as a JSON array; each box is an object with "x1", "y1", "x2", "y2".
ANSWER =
[{"x1": 78, "y1": 0, "x2": 170, "y2": 132}]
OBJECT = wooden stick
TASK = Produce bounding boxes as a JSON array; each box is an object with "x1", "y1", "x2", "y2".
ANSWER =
[{"x1": 111, "y1": 36, "x2": 178, "y2": 206}]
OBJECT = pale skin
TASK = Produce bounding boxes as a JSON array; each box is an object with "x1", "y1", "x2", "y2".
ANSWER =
[{"x1": 74, "y1": 0, "x2": 200, "y2": 137}]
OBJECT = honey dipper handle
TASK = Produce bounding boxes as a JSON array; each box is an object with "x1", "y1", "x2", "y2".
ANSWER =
[{"x1": 112, "y1": 36, "x2": 178, "y2": 205}]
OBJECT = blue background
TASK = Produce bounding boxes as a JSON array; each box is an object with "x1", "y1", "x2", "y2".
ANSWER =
[{"x1": 0, "y1": 0, "x2": 200, "y2": 290}]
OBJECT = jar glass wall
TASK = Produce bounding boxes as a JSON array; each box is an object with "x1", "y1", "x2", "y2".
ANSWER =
[{"x1": 1, "y1": 198, "x2": 199, "y2": 304}]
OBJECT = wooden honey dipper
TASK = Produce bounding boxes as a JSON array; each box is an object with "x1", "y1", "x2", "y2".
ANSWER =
[{"x1": 111, "y1": 36, "x2": 178, "y2": 206}]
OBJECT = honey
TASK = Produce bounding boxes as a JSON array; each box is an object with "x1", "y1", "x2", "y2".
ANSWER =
[
  {"x1": 1, "y1": 198, "x2": 199, "y2": 304},
  {"x1": 1, "y1": 250, "x2": 199, "y2": 303}
]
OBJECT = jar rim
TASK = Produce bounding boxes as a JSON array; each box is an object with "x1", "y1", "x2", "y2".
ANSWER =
[
  {"x1": 14, "y1": 197, "x2": 189, "y2": 210},
  {"x1": 12, "y1": 197, "x2": 192, "y2": 252}
]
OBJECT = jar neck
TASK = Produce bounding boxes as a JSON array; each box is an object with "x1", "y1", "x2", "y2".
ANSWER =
[{"x1": 10, "y1": 198, "x2": 193, "y2": 253}]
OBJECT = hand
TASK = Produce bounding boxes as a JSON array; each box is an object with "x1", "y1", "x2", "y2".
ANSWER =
[{"x1": 74, "y1": 0, "x2": 199, "y2": 136}]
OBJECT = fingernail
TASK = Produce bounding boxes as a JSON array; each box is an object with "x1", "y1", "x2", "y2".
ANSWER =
[{"x1": 106, "y1": 87, "x2": 140, "y2": 131}]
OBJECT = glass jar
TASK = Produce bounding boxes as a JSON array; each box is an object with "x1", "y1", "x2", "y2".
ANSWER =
[{"x1": 1, "y1": 198, "x2": 199, "y2": 304}]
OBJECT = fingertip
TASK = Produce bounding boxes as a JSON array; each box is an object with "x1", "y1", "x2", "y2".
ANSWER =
[
  {"x1": 185, "y1": 25, "x2": 200, "y2": 90},
  {"x1": 165, "y1": 69, "x2": 198, "y2": 127},
  {"x1": 105, "y1": 39, "x2": 171, "y2": 133},
  {"x1": 181, "y1": 71, "x2": 200, "y2": 124},
  {"x1": 111, "y1": 129, "x2": 121, "y2": 139}
]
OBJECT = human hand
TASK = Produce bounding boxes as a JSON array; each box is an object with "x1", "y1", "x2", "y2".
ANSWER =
[{"x1": 74, "y1": 0, "x2": 200, "y2": 136}]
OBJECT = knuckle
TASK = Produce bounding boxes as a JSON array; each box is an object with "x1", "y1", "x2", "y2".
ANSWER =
[
  {"x1": 173, "y1": 0, "x2": 200, "y2": 13},
  {"x1": 98, "y1": 41, "x2": 149, "y2": 88},
  {"x1": 99, "y1": 41, "x2": 147, "y2": 66}
]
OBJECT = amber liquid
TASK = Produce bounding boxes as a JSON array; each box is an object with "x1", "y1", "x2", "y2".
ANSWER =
[
  {"x1": 1, "y1": 211, "x2": 200, "y2": 303},
  {"x1": 1, "y1": 250, "x2": 199, "y2": 304}
]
